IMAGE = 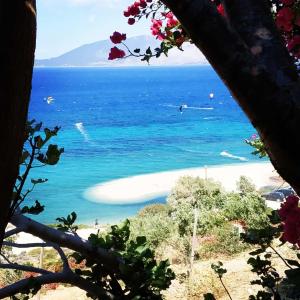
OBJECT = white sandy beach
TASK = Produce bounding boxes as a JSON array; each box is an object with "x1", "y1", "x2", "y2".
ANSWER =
[
  {"x1": 84, "y1": 162, "x2": 283, "y2": 204},
  {"x1": 9, "y1": 161, "x2": 285, "y2": 253}
]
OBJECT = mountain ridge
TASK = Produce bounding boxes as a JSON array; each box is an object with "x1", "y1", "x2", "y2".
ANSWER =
[{"x1": 35, "y1": 35, "x2": 208, "y2": 67}]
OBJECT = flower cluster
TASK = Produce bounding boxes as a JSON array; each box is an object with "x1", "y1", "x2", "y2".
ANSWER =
[
  {"x1": 108, "y1": 46, "x2": 126, "y2": 60},
  {"x1": 110, "y1": 31, "x2": 126, "y2": 44},
  {"x1": 108, "y1": 32, "x2": 127, "y2": 60},
  {"x1": 150, "y1": 12, "x2": 183, "y2": 44},
  {"x1": 276, "y1": 0, "x2": 300, "y2": 58},
  {"x1": 278, "y1": 195, "x2": 300, "y2": 246},
  {"x1": 123, "y1": 0, "x2": 152, "y2": 25}
]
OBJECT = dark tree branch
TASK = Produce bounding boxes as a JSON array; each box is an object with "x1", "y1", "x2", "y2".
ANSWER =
[
  {"x1": 52, "y1": 244, "x2": 69, "y2": 272},
  {"x1": 10, "y1": 213, "x2": 122, "y2": 273},
  {"x1": 4, "y1": 226, "x2": 24, "y2": 239},
  {"x1": 223, "y1": 0, "x2": 298, "y2": 81},
  {"x1": 0, "y1": 263, "x2": 52, "y2": 275},
  {"x1": 161, "y1": 0, "x2": 300, "y2": 194},
  {"x1": 0, "y1": 0, "x2": 37, "y2": 249},
  {"x1": 2, "y1": 241, "x2": 47, "y2": 248},
  {"x1": 10, "y1": 140, "x2": 37, "y2": 215},
  {"x1": 0, "y1": 271, "x2": 117, "y2": 299},
  {"x1": 0, "y1": 253, "x2": 12, "y2": 264}
]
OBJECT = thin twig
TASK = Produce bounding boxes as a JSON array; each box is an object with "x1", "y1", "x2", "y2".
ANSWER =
[
  {"x1": 219, "y1": 276, "x2": 233, "y2": 300},
  {"x1": 0, "y1": 253, "x2": 12, "y2": 264},
  {"x1": 0, "y1": 271, "x2": 116, "y2": 299},
  {"x1": 269, "y1": 245, "x2": 293, "y2": 269},
  {"x1": 52, "y1": 244, "x2": 69, "y2": 272},
  {"x1": 2, "y1": 241, "x2": 48, "y2": 248},
  {"x1": 10, "y1": 138, "x2": 37, "y2": 214},
  {"x1": 4, "y1": 226, "x2": 24, "y2": 239},
  {"x1": 0, "y1": 263, "x2": 52, "y2": 275}
]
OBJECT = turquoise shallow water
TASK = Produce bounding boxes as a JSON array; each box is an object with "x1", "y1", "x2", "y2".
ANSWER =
[{"x1": 27, "y1": 66, "x2": 263, "y2": 224}]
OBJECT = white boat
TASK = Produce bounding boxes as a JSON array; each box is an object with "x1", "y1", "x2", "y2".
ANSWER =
[{"x1": 46, "y1": 96, "x2": 54, "y2": 104}]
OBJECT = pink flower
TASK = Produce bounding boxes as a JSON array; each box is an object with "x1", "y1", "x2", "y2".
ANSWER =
[
  {"x1": 167, "y1": 17, "x2": 179, "y2": 28},
  {"x1": 287, "y1": 35, "x2": 300, "y2": 50},
  {"x1": 124, "y1": 8, "x2": 131, "y2": 17},
  {"x1": 276, "y1": 7, "x2": 294, "y2": 32},
  {"x1": 175, "y1": 35, "x2": 185, "y2": 46},
  {"x1": 108, "y1": 47, "x2": 126, "y2": 60},
  {"x1": 129, "y1": 5, "x2": 140, "y2": 16},
  {"x1": 217, "y1": 4, "x2": 225, "y2": 16},
  {"x1": 139, "y1": 0, "x2": 147, "y2": 8},
  {"x1": 110, "y1": 32, "x2": 126, "y2": 44},
  {"x1": 128, "y1": 18, "x2": 135, "y2": 25},
  {"x1": 279, "y1": 195, "x2": 300, "y2": 246},
  {"x1": 151, "y1": 19, "x2": 163, "y2": 29},
  {"x1": 281, "y1": 0, "x2": 295, "y2": 5},
  {"x1": 150, "y1": 19, "x2": 164, "y2": 39}
]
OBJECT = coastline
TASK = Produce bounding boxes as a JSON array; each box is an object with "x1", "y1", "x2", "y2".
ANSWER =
[
  {"x1": 9, "y1": 161, "x2": 284, "y2": 253},
  {"x1": 84, "y1": 161, "x2": 282, "y2": 205}
]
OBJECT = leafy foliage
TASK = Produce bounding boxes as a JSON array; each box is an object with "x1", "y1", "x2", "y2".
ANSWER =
[
  {"x1": 56, "y1": 212, "x2": 78, "y2": 233},
  {"x1": 12, "y1": 120, "x2": 64, "y2": 216},
  {"x1": 72, "y1": 219, "x2": 175, "y2": 299},
  {"x1": 237, "y1": 176, "x2": 256, "y2": 194},
  {"x1": 245, "y1": 135, "x2": 268, "y2": 158}
]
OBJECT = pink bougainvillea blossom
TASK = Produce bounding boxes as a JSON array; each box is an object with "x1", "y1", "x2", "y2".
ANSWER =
[
  {"x1": 110, "y1": 32, "x2": 126, "y2": 44},
  {"x1": 108, "y1": 47, "x2": 126, "y2": 60},
  {"x1": 279, "y1": 195, "x2": 300, "y2": 247}
]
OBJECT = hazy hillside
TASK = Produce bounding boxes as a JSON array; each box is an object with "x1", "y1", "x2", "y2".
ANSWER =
[{"x1": 35, "y1": 35, "x2": 208, "y2": 67}]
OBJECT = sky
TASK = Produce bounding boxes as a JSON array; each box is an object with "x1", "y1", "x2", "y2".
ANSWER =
[{"x1": 36, "y1": 0, "x2": 149, "y2": 59}]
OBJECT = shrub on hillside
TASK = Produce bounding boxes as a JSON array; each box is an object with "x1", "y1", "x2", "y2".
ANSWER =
[
  {"x1": 223, "y1": 192, "x2": 269, "y2": 230},
  {"x1": 198, "y1": 224, "x2": 249, "y2": 258},
  {"x1": 167, "y1": 176, "x2": 225, "y2": 235},
  {"x1": 137, "y1": 203, "x2": 171, "y2": 218},
  {"x1": 236, "y1": 176, "x2": 256, "y2": 194},
  {"x1": 130, "y1": 204, "x2": 177, "y2": 248}
]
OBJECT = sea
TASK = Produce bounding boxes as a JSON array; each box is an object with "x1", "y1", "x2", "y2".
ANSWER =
[{"x1": 27, "y1": 65, "x2": 262, "y2": 224}]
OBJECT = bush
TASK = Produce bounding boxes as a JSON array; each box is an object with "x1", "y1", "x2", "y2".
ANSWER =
[
  {"x1": 130, "y1": 204, "x2": 177, "y2": 248},
  {"x1": 167, "y1": 176, "x2": 225, "y2": 236},
  {"x1": 198, "y1": 224, "x2": 249, "y2": 258},
  {"x1": 137, "y1": 203, "x2": 171, "y2": 218},
  {"x1": 236, "y1": 176, "x2": 256, "y2": 194},
  {"x1": 223, "y1": 192, "x2": 270, "y2": 230}
]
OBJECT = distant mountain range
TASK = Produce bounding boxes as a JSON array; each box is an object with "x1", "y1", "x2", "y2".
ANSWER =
[{"x1": 35, "y1": 35, "x2": 208, "y2": 67}]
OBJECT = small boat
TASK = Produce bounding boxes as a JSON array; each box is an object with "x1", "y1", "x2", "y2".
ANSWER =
[
  {"x1": 179, "y1": 103, "x2": 188, "y2": 112},
  {"x1": 209, "y1": 93, "x2": 214, "y2": 99},
  {"x1": 46, "y1": 96, "x2": 54, "y2": 104}
]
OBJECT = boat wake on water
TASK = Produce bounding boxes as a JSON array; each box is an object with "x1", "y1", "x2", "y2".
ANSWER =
[
  {"x1": 75, "y1": 122, "x2": 91, "y2": 142},
  {"x1": 161, "y1": 104, "x2": 214, "y2": 110},
  {"x1": 220, "y1": 151, "x2": 248, "y2": 161}
]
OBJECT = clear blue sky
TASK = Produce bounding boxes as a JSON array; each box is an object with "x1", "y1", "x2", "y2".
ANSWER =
[{"x1": 36, "y1": 0, "x2": 149, "y2": 59}]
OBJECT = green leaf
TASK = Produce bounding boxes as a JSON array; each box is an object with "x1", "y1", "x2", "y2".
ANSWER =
[
  {"x1": 204, "y1": 293, "x2": 216, "y2": 300},
  {"x1": 21, "y1": 200, "x2": 44, "y2": 215},
  {"x1": 31, "y1": 178, "x2": 48, "y2": 185},
  {"x1": 249, "y1": 248, "x2": 266, "y2": 256},
  {"x1": 37, "y1": 144, "x2": 64, "y2": 165},
  {"x1": 136, "y1": 236, "x2": 146, "y2": 245},
  {"x1": 286, "y1": 259, "x2": 300, "y2": 267},
  {"x1": 285, "y1": 268, "x2": 300, "y2": 285},
  {"x1": 145, "y1": 46, "x2": 152, "y2": 55},
  {"x1": 20, "y1": 150, "x2": 30, "y2": 164}
]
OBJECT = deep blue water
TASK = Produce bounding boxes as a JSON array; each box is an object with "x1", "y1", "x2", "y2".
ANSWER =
[{"x1": 27, "y1": 66, "x2": 261, "y2": 224}]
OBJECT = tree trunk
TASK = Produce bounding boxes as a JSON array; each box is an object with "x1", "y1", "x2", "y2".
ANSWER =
[
  {"x1": 162, "y1": 0, "x2": 300, "y2": 194},
  {"x1": 0, "y1": 0, "x2": 36, "y2": 248}
]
